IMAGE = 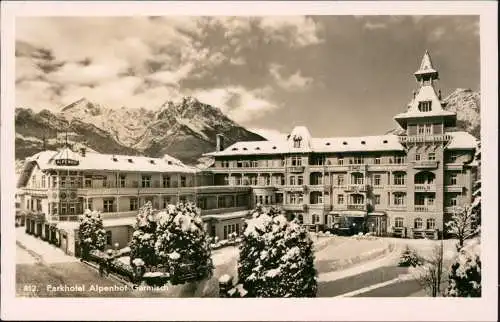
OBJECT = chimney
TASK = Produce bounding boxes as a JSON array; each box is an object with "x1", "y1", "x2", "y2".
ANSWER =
[
  {"x1": 80, "y1": 147, "x2": 86, "y2": 157},
  {"x1": 216, "y1": 134, "x2": 224, "y2": 152}
]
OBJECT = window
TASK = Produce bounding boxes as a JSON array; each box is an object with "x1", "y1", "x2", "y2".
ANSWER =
[
  {"x1": 374, "y1": 195, "x2": 381, "y2": 205},
  {"x1": 289, "y1": 193, "x2": 303, "y2": 204},
  {"x1": 265, "y1": 196, "x2": 269, "y2": 204},
  {"x1": 394, "y1": 156, "x2": 405, "y2": 164},
  {"x1": 60, "y1": 176, "x2": 66, "y2": 188},
  {"x1": 290, "y1": 156, "x2": 302, "y2": 166},
  {"x1": 236, "y1": 161, "x2": 243, "y2": 168},
  {"x1": 293, "y1": 137, "x2": 302, "y2": 148},
  {"x1": 180, "y1": 176, "x2": 186, "y2": 187},
  {"x1": 373, "y1": 174, "x2": 381, "y2": 186},
  {"x1": 418, "y1": 125, "x2": 425, "y2": 135},
  {"x1": 41, "y1": 175, "x2": 46, "y2": 188},
  {"x1": 84, "y1": 177, "x2": 91, "y2": 188},
  {"x1": 374, "y1": 156, "x2": 381, "y2": 164},
  {"x1": 259, "y1": 196, "x2": 263, "y2": 205},
  {"x1": 351, "y1": 194, "x2": 364, "y2": 205},
  {"x1": 53, "y1": 176, "x2": 58, "y2": 188},
  {"x1": 418, "y1": 101, "x2": 432, "y2": 112},
  {"x1": 393, "y1": 173, "x2": 406, "y2": 185},
  {"x1": 393, "y1": 193, "x2": 406, "y2": 205},
  {"x1": 449, "y1": 154, "x2": 458, "y2": 163},
  {"x1": 87, "y1": 199, "x2": 93, "y2": 211},
  {"x1": 338, "y1": 157, "x2": 344, "y2": 165},
  {"x1": 449, "y1": 174, "x2": 458, "y2": 185},
  {"x1": 297, "y1": 176, "x2": 304, "y2": 185},
  {"x1": 337, "y1": 194, "x2": 344, "y2": 204},
  {"x1": 141, "y1": 175, "x2": 151, "y2": 188},
  {"x1": 289, "y1": 176, "x2": 296, "y2": 185},
  {"x1": 119, "y1": 175, "x2": 126, "y2": 188},
  {"x1": 415, "y1": 154, "x2": 421, "y2": 161},
  {"x1": 297, "y1": 214, "x2": 304, "y2": 224},
  {"x1": 352, "y1": 156, "x2": 364, "y2": 164},
  {"x1": 130, "y1": 198, "x2": 138, "y2": 211},
  {"x1": 428, "y1": 153, "x2": 436, "y2": 161},
  {"x1": 427, "y1": 196, "x2": 435, "y2": 206},
  {"x1": 425, "y1": 124, "x2": 432, "y2": 135},
  {"x1": 337, "y1": 175, "x2": 345, "y2": 186},
  {"x1": 103, "y1": 199, "x2": 114, "y2": 213},
  {"x1": 426, "y1": 218, "x2": 436, "y2": 230},
  {"x1": 352, "y1": 173, "x2": 364, "y2": 185},
  {"x1": 106, "y1": 231, "x2": 112, "y2": 245},
  {"x1": 395, "y1": 217, "x2": 404, "y2": 228},
  {"x1": 414, "y1": 218, "x2": 423, "y2": 229},
  {"x1": 448, "y1": 196, "x2": 458, "y2": 206},
  {"x1": 221, "y1": 160, "x2": 229, "y2": 168},
  {"x1": 312, "y1": 214, "x2": 320, "y2": 224}
]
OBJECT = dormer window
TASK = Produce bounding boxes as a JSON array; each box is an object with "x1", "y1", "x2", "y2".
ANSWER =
[
  {"x1": 255, "y1": 147, "x2": 260, "y2": 150},
  {"x1": 112, "y1": 157, "x2": 118, "y2": 162},
  {"x1": 232, "y1": 148, "x2": 238, "y2": 151},
  {"x1": 293, "y1": 136, "x2": 302, "y2": 148},
  {"x1": 272, "y1": 146, "x2": 277, "y2": 150},
  {"x1": 243, "y1": 147, "x2": 248, "y2": 151},
  {"x1": 128, "y1": 158, "x2": 133, "y2": 163},
  {"x1": 361, "y1": 141, "x2": 366, "y2": 145},
  {"x1": 342, "y1": 141, "x2": 348, "y2": 145},
  {"x1": 325, "y1": 142, "x2": 331, "y2": 146},
  {"x1": 383, "y1": 140, "x2": 388, "y2": 144},
  {"x1": 149, "y1": 160, "x2": 155, "y2": 164},
  {"x1": 418, "y1": 101, "x2": 432, "y2": 112}
]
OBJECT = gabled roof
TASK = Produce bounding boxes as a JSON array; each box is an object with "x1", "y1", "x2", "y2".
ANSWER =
[
  {"x1": 204, "y1": 130, "x2": 405, "y2": 157},
  {"x1": 24, "y1": 150, "x2": 198, "y2": 173}
]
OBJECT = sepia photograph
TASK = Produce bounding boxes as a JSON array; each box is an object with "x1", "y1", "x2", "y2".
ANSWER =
[{"x1": 1, "y1": 1, "x2": 497, "y2": 321}]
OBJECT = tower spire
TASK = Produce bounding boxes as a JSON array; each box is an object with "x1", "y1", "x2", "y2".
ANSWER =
[{"x1": 414, "y1": 50, "x2": 439, "y2": 83}]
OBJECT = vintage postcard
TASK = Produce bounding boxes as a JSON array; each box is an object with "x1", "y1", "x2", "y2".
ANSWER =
[{"x1": 1, "y1": 1, "x2": 497, "y2": 321}]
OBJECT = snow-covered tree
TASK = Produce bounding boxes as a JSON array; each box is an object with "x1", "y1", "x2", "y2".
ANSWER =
[
  {"x1": 445, "y1": 206, "x2": 479, "y2": 249},
  {"x1": 78, "y1": 209, "x2": 107, "y2": 259},
  {"x1": 154, "y1": 202, "x2": 213, "y2": 283},
  {"x1": 129, "y1": 202, "x2": 158, "y2": 267},
  {"x1": 235, "y1": 205, "x2": 317, "y2": 297},
  {"x1": 409, "y1": 243, "x2": 445, "y2": 297},
  {"x1": 445, "y1": 238, "x2": 481, "y2": 297}
]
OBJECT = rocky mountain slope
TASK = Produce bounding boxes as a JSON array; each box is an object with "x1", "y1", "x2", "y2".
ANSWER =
[
  {"x1": 387, "y1": 88, "x2": 480, "y2": 138},
  {"x1": 15, "y1": 96, "x2": 265, "y2": 164}
]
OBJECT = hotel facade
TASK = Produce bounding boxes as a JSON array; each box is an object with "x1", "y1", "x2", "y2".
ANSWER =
[{"x1": 17, "y1": 51, "x2": 478, "y2": 254}]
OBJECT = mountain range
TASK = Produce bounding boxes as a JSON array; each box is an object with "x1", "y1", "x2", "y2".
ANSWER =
[
  {"x1": 15, "y1": 88, "x2": 480, "y2": 170},
  {"x1": 15, "y1": 96, "x2": 265, "y2": 165}
]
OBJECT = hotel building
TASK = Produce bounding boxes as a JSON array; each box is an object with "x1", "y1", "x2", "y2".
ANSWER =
[
  {"x1": 204, "y1": 51, "x2": 478, "y2": 239},
  {"x1": 17, "y1": 51, "x2": 478, "y2": 255}
]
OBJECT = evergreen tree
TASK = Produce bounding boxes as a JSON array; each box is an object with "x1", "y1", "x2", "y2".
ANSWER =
[
  {"x1": 129, "y1": 202, "x2": 158, "y2": 267},
  {"x1": 154, "y1": 202, "x2": 213, "y2": 283},
  {"x1": 236, "y1": 205, "x2": 317, "y2": 297},
  {"x1": 446, "y1": 239, "x2": 481, "y2": 297},
  {"x1": 78, "y1": 209, "x2": 107, "y2": 259}
]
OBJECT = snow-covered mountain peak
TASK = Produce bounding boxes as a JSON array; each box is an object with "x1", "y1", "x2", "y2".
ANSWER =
[{"x1": 60, "y1": 97, "x2": 104, "y2": 116}]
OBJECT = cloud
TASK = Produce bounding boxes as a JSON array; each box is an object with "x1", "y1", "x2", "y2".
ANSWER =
[
  {"x1": 192, "y1": 86, "x2": 278, "y2": 123},
  {"x1": 249, "y1": 128, "x2": 288, "y2": 141},
  {"x1": 258, "y1": 16, "x2": 323, "y2": 47},
  {"x1": 363, "y1": 21, "x2": 387, "y2": 30},
  {"x1": 429, "y1": 27, "x2": 446, "y2": 42},
  {"x1": 270, "y1": 64, "x2": 313, "y2": 91}
]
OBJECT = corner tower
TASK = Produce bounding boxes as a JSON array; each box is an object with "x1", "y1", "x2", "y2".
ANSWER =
[{"x1": 394, "y1": 51, "x2": 458, "y2": 237}]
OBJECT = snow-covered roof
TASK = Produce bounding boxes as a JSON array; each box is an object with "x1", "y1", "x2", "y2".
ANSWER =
[
  {"x1": 205, "y1": 130, "x2": 405, "y2": 157},
  {"x1": 394, "y1": 85, "x2": 456, "y2": 121},
  {"x1": 414, "y1": 50, "x2": 439, "y2": 78},
  {"x1": 25, "y1": 150, "x2": 197, "y2": 173},
  {"x1": 447, "y1": 131, "x2": 479, "y2": 150}
]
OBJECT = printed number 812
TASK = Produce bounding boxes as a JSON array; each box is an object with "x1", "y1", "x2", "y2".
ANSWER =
[{"x1": 23, "y1": 284, "x2": 37, "y2": 292}]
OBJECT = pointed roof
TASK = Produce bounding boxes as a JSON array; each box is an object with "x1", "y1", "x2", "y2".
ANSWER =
[{"x1": 414, "y1": 50, "x2": 439, "y2": 80}]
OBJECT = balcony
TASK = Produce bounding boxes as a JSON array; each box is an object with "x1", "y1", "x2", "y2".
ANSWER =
[
  {"x1": 399, "y1": 134, "x2": 452, "y2": 144},
  {"x1": 345, "y1": 184, "x2": 368, "y2": 192},
  {"x1": 282, "y1": 204, "x2": 305, "y2": 211},
  {"x1": 413, "y1": 160, "x2": 439, "y2": 169},
  {"x1": 414, "y1": 184, "x2": 436, "y2": 192},
  {"x1": 287, "y1": 166, "x2": 305, "y2": 173},
  {"x1": 309, "y1": 203, "x2": 332, "y2": 211},
  {"x1": 445, "y1": 163, "x2": 464, "y2": 171},
  {"x1": 347, "y1": 204, "x2": 366, "y2": 211},
  {"x1": 445, "y1": 186, "x2": 464, "y2": 193},
  {"x1": 348, "y1": 164, "x2": 367, "y2": 172},
  {"x1": 414, "y1": 206, "x2": 436, "y2": 212},
  {"x1": 368, "y1": 164, "x2": 408, "y2": 172},
  {"x1": 282, "y1": 185, "x2": 304, "y2": 192}
]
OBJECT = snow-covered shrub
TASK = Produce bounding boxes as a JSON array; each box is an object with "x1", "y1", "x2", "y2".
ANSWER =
[
  {"x1": 236, "y1": 205, "x2": 317, "y2": 297},
  {"x1": 154, "y1": 202, "x2": 213, "y2": 283},
  {"x1": 78, "y1": 209, "x2": 107, "y2": 258},
  {"x1": 446, "y1": 238, "x2": 481, "y2": 297},
  {"x1": 129, "y1": 202, "x2": 158, "y2": 267},
  {"x1": 399, "y1": 245, "x2": 422, "y2": 267},
  {"x1": 445, "y1": 205, "x2": 479, "y2": 249}
]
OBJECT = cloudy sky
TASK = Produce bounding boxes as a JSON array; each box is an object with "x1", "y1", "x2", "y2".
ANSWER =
[{"x1": 16, "y1": 15, "x2": 479, "y2": 140}]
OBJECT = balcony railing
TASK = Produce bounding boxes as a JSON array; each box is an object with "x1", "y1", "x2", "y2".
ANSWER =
[
  {"x1": 345, "y1": 184, "x2": 368, "y2": 192},
  {"x1": 287, "y1": 166, "x2": 305, "y2": 173},
  {"x1": 348, "y1": 164, "x2": 367, "y2": 171},
  {"x1": 415, "y1": 184, "x2": 436, "y2": 192},
  {"x1": 414, "y1": 206, "x2": 435, "y2": 212},
  {"x1": 347, "y1": 204, "x2": 366, "y2": 211},
  {"x1": 399, "y1": 134, "x2": 452, "y2": 144},
  {"x1": 445, "y1": 186, "x2": 464, "y2": 193},
  {"x1": 413, "y1": 160, "x2": 439, "y2": 169},
  {"x1": 282, "y1": 203, "x2": 304, "y2": 211}
]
